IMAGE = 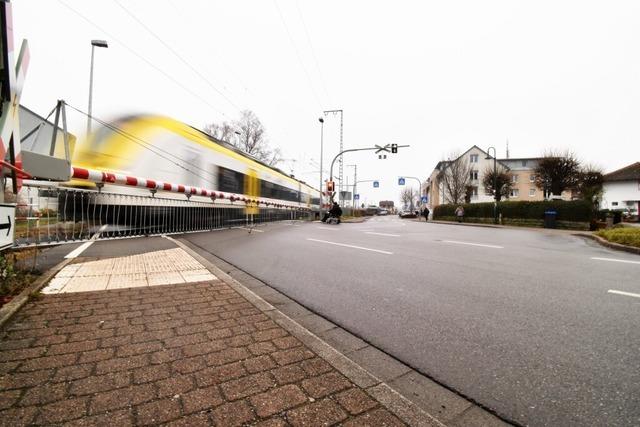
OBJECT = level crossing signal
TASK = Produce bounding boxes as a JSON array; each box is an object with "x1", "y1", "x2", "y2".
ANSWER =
[
  {"x1": 326, "y1": 181, "x2": 335, "y2": 192},
  {"x1": 391, "y1": 143, "x2": 398, "y2": 153}
]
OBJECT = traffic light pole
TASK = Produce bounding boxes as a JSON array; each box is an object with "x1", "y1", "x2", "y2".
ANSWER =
[{"x1": 327, "y1": 145, "x2": 410, "y2": 202}]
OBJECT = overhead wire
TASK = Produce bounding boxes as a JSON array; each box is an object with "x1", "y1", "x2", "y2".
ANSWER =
[
  {"x1": 272, "y1": 0, "x2": 324, "y2": 111},
  {"x1": 295, "y1": 1, "x2": 331, "y2": 106},
  {"x1": 112, "y1": 0, "x2": 243, "y2": 113},
  {"x1": 57, "y1": 0, "x2": 230, "y2": 119}
]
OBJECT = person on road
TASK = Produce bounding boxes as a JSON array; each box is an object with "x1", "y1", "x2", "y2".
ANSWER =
[
  {"x1": 329, "y1": 202, "x2": 343, "y2": 224},
  {"x1": 423, "y1": 206, "x2": 430, "y2": 221},
  {"x1": 455, "y1": 205, "x2": 464, "y2": 223}
]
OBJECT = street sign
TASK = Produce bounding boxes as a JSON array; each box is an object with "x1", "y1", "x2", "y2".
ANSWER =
[
  {"x1": 374, "y1": 144, "x2": 390, "y2": 154},
  {"x1": 421, "y1": 196, "x2": 428, "y2": 203},
  {"x1": 0, "y1": 204, "x2": 16, "y2": 251},
  {"x1": 373, "y1": 181, "x2": 379, "y2": 188},
  {"x1": 354, "y1": 194, "x2": 360, "y2": 200},
  {"x1": 398, "y1": 177, "x2": 405, "y2": 185}
]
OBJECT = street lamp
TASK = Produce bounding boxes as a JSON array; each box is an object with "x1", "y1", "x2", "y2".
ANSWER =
[
  {"x1": 87, "y1": 39, "x2": 108, "y2": 137},
  {"x1": 485, "y1": 147, "x2": 498, "y2": 224},
  {"x1": 318, "y1": 117, "x2": 325, "y2": 218}
]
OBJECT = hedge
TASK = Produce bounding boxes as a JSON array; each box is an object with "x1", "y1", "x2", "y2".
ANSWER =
[{"x1": 433, "y1": 200, "x2": 594, "y2": 222}]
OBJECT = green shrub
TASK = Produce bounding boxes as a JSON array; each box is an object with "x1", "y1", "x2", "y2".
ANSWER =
[
  {"x1": 433, "y1": 200, "x2": 593, "y2": 222},
  {"x1": 596, "y1": 228, "x2": 640, "y2": 248}
]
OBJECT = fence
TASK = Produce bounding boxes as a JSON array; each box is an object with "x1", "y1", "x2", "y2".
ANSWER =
[{"x1": 12, "y1": 184, "x2": 311, "y2": 247}]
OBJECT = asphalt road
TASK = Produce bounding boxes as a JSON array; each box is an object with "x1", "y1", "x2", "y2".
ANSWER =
[{"x1": 179, "y1": 217, "x2": 640, "y2": 427}]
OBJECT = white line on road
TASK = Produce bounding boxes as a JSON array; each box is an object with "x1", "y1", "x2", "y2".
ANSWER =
[
  {"x1": 306, "y1": 238, "x2": 393, "y2": 255},
  {"x1": 232, "y1": 227, "x2": 264, "y2": 233},
  {"x1": 65, "y1": 225, "x2": 108, "y2": 258},
  {"x1": 608, "y1": 290, "x2": 640, "y2": 299},
  {"x1": 591, "y1": 257, "x2": 640, "y2": 265},
  {"x1": 441, "y1": 240, "x2": 504, "y2": 249},
  {"x1": 317, "y1": 227, "x2": 339, "y2": 231},
  {"x1": 365, "y1": 232, "x2": 400, "y2": 237}
]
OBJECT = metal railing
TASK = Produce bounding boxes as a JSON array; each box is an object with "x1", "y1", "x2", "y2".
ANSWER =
[{"x1": 12, "y1": 184, "x2": 311, "y2": 247}]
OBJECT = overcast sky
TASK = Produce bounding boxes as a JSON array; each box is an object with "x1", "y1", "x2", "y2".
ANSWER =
[{"x1": 13, "y1": 1, "x2": 640, "y2": 206}]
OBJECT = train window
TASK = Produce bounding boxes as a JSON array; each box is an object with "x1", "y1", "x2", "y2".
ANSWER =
[{"x1": 218, "y1": 166, "x2": 244, "y2": 194}]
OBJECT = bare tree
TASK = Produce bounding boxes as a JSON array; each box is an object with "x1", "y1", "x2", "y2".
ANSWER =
[
  {"x1": 482, "y1": 166, "x2": 513, "y2": 202},
  {"x1": 534, "y1": 150, "x2": 581, "y2": 198},
  {"x1": 205, "y1": 110, "x2": 281, "y2": 166},
  {"x1": 440, "y1": 153, "x2": 472, "y2": 204},
  {"x1": 400, "y1": 187, "x2": 417, "y2": 211},
  {"x1": 203, "y1": 121, "x2": 234, "y2": 142}
]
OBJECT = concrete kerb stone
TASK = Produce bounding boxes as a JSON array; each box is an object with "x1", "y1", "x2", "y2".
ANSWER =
[
  {"x1": 0, "y1": 257, "x2": 74, "y2": 330},
  {"x1": 575, "y1": 232, "x2": 640, "y2": 255},
  {"x1": 168, "y1": 235, "x2": 445, "y2": 427}
]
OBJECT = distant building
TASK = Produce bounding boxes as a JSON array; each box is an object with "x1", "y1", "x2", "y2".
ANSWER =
[
  {"x1": 424, "y1": 146, "x2": 571, "y2": 208},
  {"x1": 601, "y1": 162, "x2": 640, "y2": 217},
  {"x1": 379, "y1": 201, "x2": 394, "y2": 209}
]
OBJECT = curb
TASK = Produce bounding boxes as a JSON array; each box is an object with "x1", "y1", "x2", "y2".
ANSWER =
[
  {"x1": 428, "y1": 220, "x2": 502, "y2": 229},
  {"x1": 170, "y1": 235, "x2": 513, "y2": 427},
  {"x1": 167, "y1": 235, "x2": 446, "y2": 427},
  {"x1": 0, "y1": 256, "x2": 73, "y2": 330},
  {"x1": 574, "y1": 233, "x2": 640, "y2": 255}
]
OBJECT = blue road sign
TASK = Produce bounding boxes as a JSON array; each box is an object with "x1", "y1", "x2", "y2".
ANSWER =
[
  {"x1": 373, "y1": 181, "x2": 379, "y2": 188},
  {"x1": 398, "y1": 177, "x2": 405, "y2": 185},
  {"x1": 354, "y1": 194, "x2": 360, "y2": 200},
  {"x1": 421, "y1": 196, "x2": 428, "y2": 203}
]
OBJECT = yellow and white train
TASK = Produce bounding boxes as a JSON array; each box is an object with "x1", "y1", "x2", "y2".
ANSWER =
[{"x1": 72, "y1": 114, "x2": 320, "y2": 211}]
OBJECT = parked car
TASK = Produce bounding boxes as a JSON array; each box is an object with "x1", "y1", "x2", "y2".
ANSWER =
[
  {"x1": 398, "y1": 210, "x2": 417, "y2": 218},
  {"x1": 378, "y1": 209, "x2": 389, "y2": 215}
]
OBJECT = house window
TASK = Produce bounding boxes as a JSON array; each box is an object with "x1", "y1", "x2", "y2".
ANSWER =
[
  {"x1": 470, "y1": 170, "x2": 478, "y2": 180},
  {"x1": 529, "y1": 188, "x2": 536, "y2": 197},
  {"x1": 470, "y1": 154, "x2": 478, "y2": 163},
  {"x1": 529, "y1": 174, "x2": 535, "y2": 182},
  {"x1": 612, "y1": 202, "x2": 618, "y2": 206},
  {"x1": 472, "y1": 186, "x2": 478, "y2": 196},
  {"x1": 512, "y1": 175, "x2": 518, "y2": 183},
  {"x1": 521, "y1": 160, "x2": 527, "y2": 167},
  {"x1": 510, "y1": 189, "x2": 519, "y2": 197}
]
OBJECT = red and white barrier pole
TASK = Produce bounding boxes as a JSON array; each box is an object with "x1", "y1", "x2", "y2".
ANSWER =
[{"x1": 70, "y1": 166, "x2": 309, "y2": 211}]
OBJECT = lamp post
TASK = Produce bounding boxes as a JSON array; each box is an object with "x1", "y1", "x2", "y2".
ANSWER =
[
  {"x1": 486, "y1": 147, "x2": 498, "y2": 224},
  {"x1": 86, "y1": 39, "x2": 108, "y2": 137},
  {"x1": 318, "y1": 117, "x2": 325, "y2": 218}
]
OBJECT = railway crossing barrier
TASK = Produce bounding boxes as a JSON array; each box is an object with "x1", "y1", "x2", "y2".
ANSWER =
[{"x1": 10, "y1": 183, "x2": 310, "y2": 247}]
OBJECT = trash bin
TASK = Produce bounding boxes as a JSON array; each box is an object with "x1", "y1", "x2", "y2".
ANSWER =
[{"x1": 544, "y1": 209, "x2": 557, "y2": 229}]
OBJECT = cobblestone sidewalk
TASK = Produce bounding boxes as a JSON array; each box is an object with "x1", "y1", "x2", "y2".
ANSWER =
[{"x1": 0, "y1": 278, "x2": 407, "y2": 426}]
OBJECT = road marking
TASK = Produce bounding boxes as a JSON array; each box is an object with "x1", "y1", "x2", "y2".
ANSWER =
[
  {"x1": 592, "y1": 257, "x2": 640, "y2": 265},
  {"x1": 232, "y1": 227, "x2": 264, "y2": 233},
  {"x1": 365, "y1": 232, "x2": 400, "y2": 237},
  {"x1": 65, "y1": 225, "x2": 108, "y2": 258},
  {"x1": 306, "y1": 238, "x2": 393, "y2": 255},
  {"x1": 441, "y1": 240, "x2": 503, "y2": 249},
  {"x1": 317, "y1": 226, "x2": 339, "y2": 231},
  {"x1": 608, "y1": 290, "x2": 640, "y2": 299}
]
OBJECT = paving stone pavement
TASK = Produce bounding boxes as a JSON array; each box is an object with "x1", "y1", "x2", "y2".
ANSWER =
[{"x1": 0, "y1": 279, "x2": 409, "y2": 426}]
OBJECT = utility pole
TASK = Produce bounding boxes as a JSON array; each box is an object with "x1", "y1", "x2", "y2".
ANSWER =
[
  {"x1": 318, "y1": 117, "x2": 324, "y2": 217},
  {"x1": 323, "y1": 109, "x2": 343, "y2": 203},
  {"x1": 347, "y1": 164, "x2": 357, "y2": 209}
]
